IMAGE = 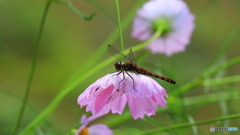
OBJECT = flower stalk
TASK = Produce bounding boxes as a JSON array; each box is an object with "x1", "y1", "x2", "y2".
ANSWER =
[
  {"x1": 12, "y1": 0, "x2": 51, "y2": 135},
  {"x1": 114, "y1": 0, "x2": 124, "y2": 54}
]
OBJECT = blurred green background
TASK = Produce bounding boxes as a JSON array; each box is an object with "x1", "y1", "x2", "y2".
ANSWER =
[{"x1": 0, "y1": 0, "x2": 240, "y2": 134}]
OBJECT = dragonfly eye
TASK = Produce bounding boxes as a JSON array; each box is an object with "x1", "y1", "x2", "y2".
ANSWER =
[
  {"x1": 114, "y1": 61, "x2": 122, "y2": 71},
  {"x1": 117, "y1": 61, "x2": 122, "y2": 64}
]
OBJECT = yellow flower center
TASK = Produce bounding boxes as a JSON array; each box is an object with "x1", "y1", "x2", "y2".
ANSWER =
[{"x1": 79, "y1": 127, "x2": 89, "y2": 135}]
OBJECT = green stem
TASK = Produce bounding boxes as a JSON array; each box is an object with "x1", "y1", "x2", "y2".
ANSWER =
[
  {"x1": 131, "y1": 28, "x2": 162, "y2": 52},
  {"x1": 135, "y1": 113, "x2": 240, "y2": 135},
  {"x1": 114, "y1": 0, "x2": 124, "y2": 54},
  {"x1": 18, "y1": 24, "x2": 161, "y2": 135},
  {"x1": 12, "y1": 0, "x2": 51, "y2": 135},
  {"x1": 200, "y1": 75, "x2": 240, "y2": 86}
]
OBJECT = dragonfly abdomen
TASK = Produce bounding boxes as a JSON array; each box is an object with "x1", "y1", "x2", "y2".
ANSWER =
[{"x1": 137, "y1": 67, "x2": 177, "y2": 84}]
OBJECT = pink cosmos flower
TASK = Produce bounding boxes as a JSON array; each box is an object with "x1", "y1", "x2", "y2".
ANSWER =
[
  {"x1": 75, "y1": 114, "x2": 113, "y2": 135},
  {"x1": 77, "y1": 72, "x2": 168, "y2": 119},
  {"x1": 131, "y1": 0, "x2": 195, "y2": 56}
]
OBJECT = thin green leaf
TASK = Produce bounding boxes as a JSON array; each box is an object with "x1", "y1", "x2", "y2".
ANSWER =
[
  {"x1": 66, "y1": 0, "x2": 95, "y2": 21},
  {"x1": 84, "y1": 0, "x2": 117, "y2": 23}
]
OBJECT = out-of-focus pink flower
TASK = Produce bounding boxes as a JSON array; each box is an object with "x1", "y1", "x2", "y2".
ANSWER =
[
  {"x1": 131, "y1": 0, "x2": 195, "y2": 56},
  {"x1": 77, "y1": 72, "x2": 168, "y2": 120},
  {"x1": 76, "y1": 114, "x2": 113, "y2": 135}
]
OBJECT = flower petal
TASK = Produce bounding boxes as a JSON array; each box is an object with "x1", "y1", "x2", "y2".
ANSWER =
[
  {"x1": 78, "y1": 71, "x2": 169, "y2": 119},
  {"x1": 89, "y1": 124, "x2": 113, "y2": 135},
  {"x1": 131, "y1": 17, "x2": 152, "y2": 41},
  {"x1": 95, "y1": 85, "x2": 114, "y2": 113},
  {"x1": 127, "y1": 96, "x2": 158, "y2": 119}
]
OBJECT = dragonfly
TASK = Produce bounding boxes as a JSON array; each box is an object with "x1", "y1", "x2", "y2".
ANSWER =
[
  {"x1": 108, "y1": 45, "x2": 177, "y2": 84},
  {"x1": 93, "y1": 45, "x2": 176, "y2": 104}
]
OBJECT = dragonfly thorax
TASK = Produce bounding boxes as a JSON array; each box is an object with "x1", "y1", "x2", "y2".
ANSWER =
[{"x1": 114, "y1": 61, "x2": 123, "y2": 71}]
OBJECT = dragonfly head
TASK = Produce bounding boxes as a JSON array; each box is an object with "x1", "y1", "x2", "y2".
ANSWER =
[{"x1": 114, "y1": 61, "x2": 122, "y2": 71}]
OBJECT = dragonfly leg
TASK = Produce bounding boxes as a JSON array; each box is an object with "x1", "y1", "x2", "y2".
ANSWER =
[
  {"x1": 116, "y1": 70, "x2": 122, "y2": 76},
  {"x1": 111, "y1": 71, "x2": 125, "y2": 91},
  {"x1": 114, "y1": 70, "x2": 126, "y2": 91},
  {"x1": 125, "y1": 72, "x2": 137, "y2": 92},
  {"x1": 118, "y1": 71, "x2": 125, "y2": 85}
]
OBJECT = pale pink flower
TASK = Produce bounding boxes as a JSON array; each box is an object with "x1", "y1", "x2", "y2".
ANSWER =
[
  {"x1": 77, "y1": 72, "x2": 168, "y2": 119},
  {"x1": 75, "y1": 114, "x2": 113, "y2": 135},
  {"x1": 131, "y1": 0, "x2": 195, "y2": 56}
]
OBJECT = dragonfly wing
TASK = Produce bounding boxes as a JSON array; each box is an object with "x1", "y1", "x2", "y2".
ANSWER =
[
  {"x1": 91, "y1": 72, "x2": 125, "y2": 104},
  {"x1": 108, "y1": 45, "x2": 132, "y2": 61},
  {"x1": 92, "y1": 86, "x2": 109, "y2": 97},
  {"x1": 92, "y1": 74, "x2": 115, "y2": 97},
  {"x1": 128, "y1": 48, "x2": 137, "y2": 64},
  {"x1": 106, "y1": 89, "x2": 124, "y2": 104}
]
